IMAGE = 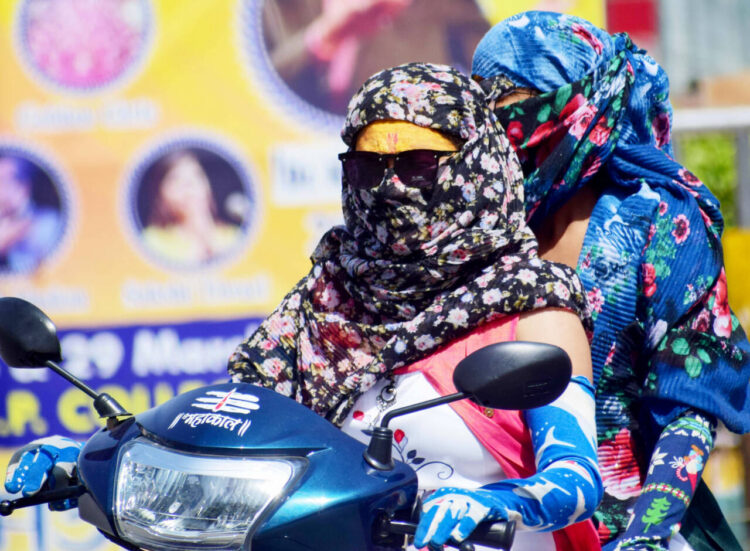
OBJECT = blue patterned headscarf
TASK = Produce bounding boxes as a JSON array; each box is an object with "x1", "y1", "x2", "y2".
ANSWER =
[
  {"x1": 472, "y1": 11, "x2": 722, "y2": 232},
  {"x1": 472, "y1": 10, "x2": 673, "y2": 154},
  {"x1": 472, "y1": 11, "x2": 749, "y2": 435},
  {"x1": 472, "y1": 13, "x2": 750, "y2": 543}
]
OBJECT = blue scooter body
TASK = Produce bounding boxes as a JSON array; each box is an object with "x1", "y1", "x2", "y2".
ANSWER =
[{"x1": 76, "y1": 382, "x2": 418, "y2": 550}]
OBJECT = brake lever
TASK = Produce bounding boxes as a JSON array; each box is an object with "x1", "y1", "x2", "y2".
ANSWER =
[{"x1": 0, "y1": 484, "x2": 85, "y2": 516}]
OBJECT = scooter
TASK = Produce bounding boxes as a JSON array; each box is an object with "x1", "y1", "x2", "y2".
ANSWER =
[{"x1": 0, "y1": 297, "x2": 572, "y2": 551}]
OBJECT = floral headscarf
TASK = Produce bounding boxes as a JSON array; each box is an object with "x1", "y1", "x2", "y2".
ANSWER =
[
  {"x1": 471, "y1": 11, "x2": 723, "y2": 233},
  {"x1": 470, "y1": 10, "x2": 750, "y2": 433},
  {"x1": 229, "y1": 63, "x2": 590, "y2": 425},
  {"x1": 472, "y1": 12, "x2": 750, "y2": 542}
]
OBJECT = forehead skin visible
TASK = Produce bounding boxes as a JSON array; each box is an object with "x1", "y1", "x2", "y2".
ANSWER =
[{"x1": 355, "y1": 121, "x2": 459, "y2": 153}]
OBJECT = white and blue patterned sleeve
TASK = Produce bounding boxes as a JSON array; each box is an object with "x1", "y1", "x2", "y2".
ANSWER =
[{"x1": 483, "y1": 374, "x2": 603, "y2": 531}]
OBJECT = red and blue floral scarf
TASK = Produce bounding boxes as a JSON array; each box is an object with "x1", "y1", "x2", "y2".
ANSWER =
[{"x1": 472, "y1": 10, "x2": 750, "y2": 543}]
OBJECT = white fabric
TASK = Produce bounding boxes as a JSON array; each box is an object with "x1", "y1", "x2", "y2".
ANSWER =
[
  {"x1": 668, "y1": 532, "x2": 694, "y2": 551},
  {"x1": 341, "y1": 371, "x2": 556, "y2": 551}
]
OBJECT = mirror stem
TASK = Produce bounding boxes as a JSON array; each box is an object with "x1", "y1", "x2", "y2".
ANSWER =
[
  {"x1": 46, "y1": 361, "x2": 131, "y2": 420},
  {"x1": 380, "y1": 391, "x2": 467, "y2": 428},
  {"x1": 364, "y1": 391, "x2": 467, "y2": 471},
  {"x1": 46, "y1": 360, "x2": 98, "y2": 399}
]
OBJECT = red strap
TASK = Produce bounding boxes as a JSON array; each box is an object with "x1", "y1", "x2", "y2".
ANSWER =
[{"x1": 553, "y1": 520, "x2": 602, "y2": 550}]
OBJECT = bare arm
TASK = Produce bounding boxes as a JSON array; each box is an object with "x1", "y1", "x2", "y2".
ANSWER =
[{"x1": 516, "y1": 307, "x2": 592, "y2": 382}]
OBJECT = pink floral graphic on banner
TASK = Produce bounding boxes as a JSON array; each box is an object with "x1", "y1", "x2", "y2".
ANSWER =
[{"x1": 21, "y1": 0, "x2": 149, "y2": 89}]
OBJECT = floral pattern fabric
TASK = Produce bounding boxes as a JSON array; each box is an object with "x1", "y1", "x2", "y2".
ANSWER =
[
  {"x1": 228, "y1": 62, "x2": 590, "y2": 425},
  {"x1": 471, "y1": 10, "x2": 750, "y2": 546},
  {"x1": 606, "y1": 411, "x2": 715, "y2": 551}
]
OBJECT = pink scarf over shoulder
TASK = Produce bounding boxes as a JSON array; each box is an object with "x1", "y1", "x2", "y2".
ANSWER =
[{"x1": 395, "y1": 315, "x2": 601, "y2": 551}]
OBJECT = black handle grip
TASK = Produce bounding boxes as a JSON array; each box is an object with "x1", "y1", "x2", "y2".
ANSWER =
[
  {"x1": 456, "y1": 519, "x2": 516, "y2": 550},
  {"x1": 381, "y1": 518, "x2": 515, "y2": 550},
  {"x1": 0, "y1": 485, "x2": 85, "y2": 516}
]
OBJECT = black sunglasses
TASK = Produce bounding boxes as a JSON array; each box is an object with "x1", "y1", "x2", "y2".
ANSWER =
[{"x1": 338, "y1": 149, "x2": 455, "y2": 189}]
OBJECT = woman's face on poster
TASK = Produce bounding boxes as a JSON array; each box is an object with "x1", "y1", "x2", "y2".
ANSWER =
[{"x1": 158, "y1": 154, "x2": 213, "y2": 219}]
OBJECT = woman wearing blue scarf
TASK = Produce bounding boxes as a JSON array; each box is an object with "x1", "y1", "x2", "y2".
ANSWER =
[{"x1": 472, "y1": 11, "x2": 750, "y2": 551}]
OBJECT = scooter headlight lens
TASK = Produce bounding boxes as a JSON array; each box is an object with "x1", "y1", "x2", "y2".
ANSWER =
[{"x1": 114, "y1": 439, "x2": 306, "y2": 550}]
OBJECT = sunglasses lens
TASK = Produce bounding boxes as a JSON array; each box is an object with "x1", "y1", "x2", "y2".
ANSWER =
[
  {"x1": 394, "y1": 150, "x2": 442, "y2": 188},
  {"x1": 341, "y1": 155, "x2": 385, "y2": 189},
  {"x1": 340, "y1": 150, "x2": 452, "y2": 189}
]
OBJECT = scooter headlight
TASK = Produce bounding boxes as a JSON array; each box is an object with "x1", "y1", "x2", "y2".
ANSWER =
[{"x1": 114, "y1": 439, "x2": 306, "y2": 550}]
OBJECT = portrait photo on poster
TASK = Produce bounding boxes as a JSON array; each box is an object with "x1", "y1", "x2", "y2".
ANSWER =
[
  {"x1": 124, "y1": 136, "x2": 259, "y2": 272},
  {"x1": 13, "y1": 0, "x2": 154, "y2": 93},
  {"x1": 240, "y1": 0, "x2": 491, "y2": 130},
  {"x1": 0, "y1": 144, "x2": 70, "y2": 277}
]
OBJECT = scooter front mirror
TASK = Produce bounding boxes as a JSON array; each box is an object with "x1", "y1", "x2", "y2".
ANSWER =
[
  {"x1": 0, "y1": 297, "x2": 62, "y2": 368},
  {"x1": 453, "y1": 341, "x2": 572, "y2": 411},
  {"x1": 0, "y1": 297, "x2": 130, "y2": 421}
]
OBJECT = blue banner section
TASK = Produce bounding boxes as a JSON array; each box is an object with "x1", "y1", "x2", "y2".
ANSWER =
[{"x1": 0, "y1": 316, "x2": 262, "y2": 448}]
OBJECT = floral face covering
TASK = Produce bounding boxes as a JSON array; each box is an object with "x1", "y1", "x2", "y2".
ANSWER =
[
  {"x1": 229, "y1": 62, "x2": 591, "y2": 425},
  {"x1": 472, "y1": 11, "x2": 722, "y2": 233}
]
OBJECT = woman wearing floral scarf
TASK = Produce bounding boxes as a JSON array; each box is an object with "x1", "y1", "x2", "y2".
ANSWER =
[
  {"x1": 472, "y1": 11, "x2": 750, "y2": 551},
  {"x1": 230, "y1": 62, "x2": 603, "y2": 550}
]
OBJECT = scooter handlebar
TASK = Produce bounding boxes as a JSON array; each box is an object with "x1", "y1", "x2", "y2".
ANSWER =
[
  {"x1": 0, "y1": 485, "x2": 85, "y2": 516},
  {"x1": 379, "y1": 517, "x2": 515, "y2": 550}
]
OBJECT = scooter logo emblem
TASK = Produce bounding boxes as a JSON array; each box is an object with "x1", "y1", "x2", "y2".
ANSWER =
[
  {"x1": 192, "y1": 388, "x2": 260, "y2": 414},
  {"x1": 168, "y1": 388, "x2": 260, "y2": 437}
]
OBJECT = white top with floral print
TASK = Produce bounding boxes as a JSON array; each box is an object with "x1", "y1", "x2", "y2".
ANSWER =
[{"x1": 341, "y1": 371, "x2": 555, "y2": 551}]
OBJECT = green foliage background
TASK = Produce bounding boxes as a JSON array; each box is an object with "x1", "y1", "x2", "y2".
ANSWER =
[{"x1": 675, "y1": 133, "x2": 738, "y2": 227}]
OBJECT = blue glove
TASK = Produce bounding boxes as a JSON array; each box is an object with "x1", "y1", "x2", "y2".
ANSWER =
[
  {"x1": 414, "y1": 487, "x2": 499, "y2": 549},
  {"x1": 4, "y1": 436, "x2": 83, "y2": 511}
]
